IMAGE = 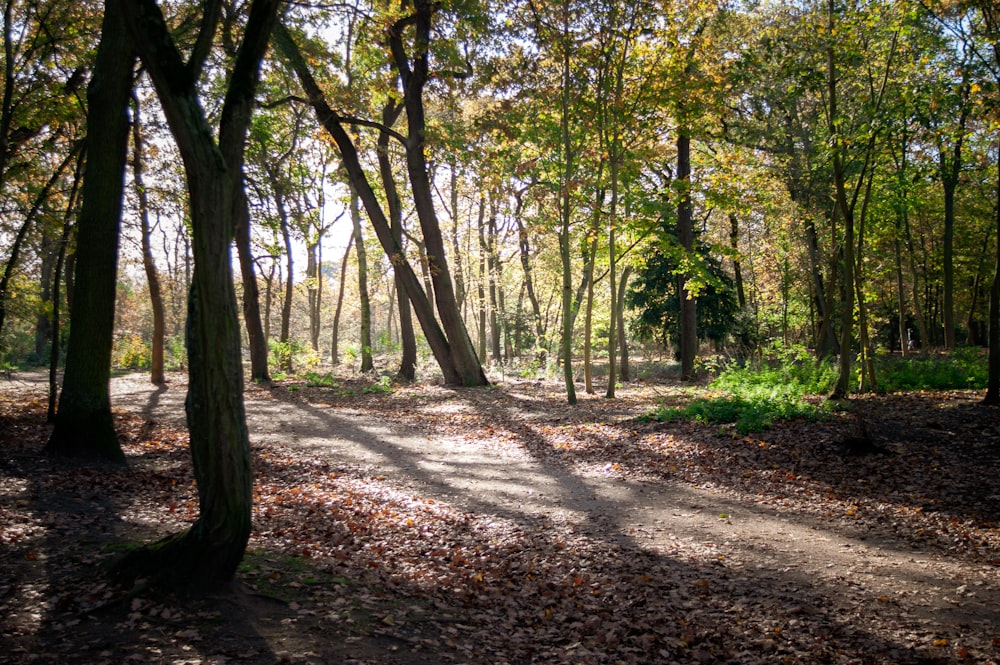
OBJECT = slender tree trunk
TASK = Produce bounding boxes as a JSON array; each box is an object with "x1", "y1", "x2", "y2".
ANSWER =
[
  {"x1": 306, "y1": 240, "x2": 321, "y2": 352},
  {"x1": 677, "y1": 131, "x2": 697, "y2": 381},
  {"x1": 331, "y1": 236, "x2": 353, "y2": 366},
  {"x1": 729, "y1": 213, "x2": 746, "y2": 310},
  {"x1": 233, "y1": 189, "x2": 270, "y2": 381},
  {"x1": 387, "y1": 0, "x2": 487, "y2": 387},
  {"x1": 132, "y1": 96, "x2": 166, "y2": 385},
  {"x1": 46, "y1": 0, "x2": 133, "y2": 463},
  {"x1": 985, "y1": 132, "x2": 1000, "y2": 404},
  {"x1": 351, "y1": 187, "x2": 373, "y2": 372},
  {"x1": 278, "y1": 189, "x2": 293, "y2": 370},
  {"x1": 943, "y1": 175, "x2": 958, "y2": 349},
  {"x1": 617, "y1": 265, "x2": 631, "y2": 382},
  {"x1": 558, "y1": 1, "x2": 576, "y2": 404},
  {"x1": 48, "y1": 167, "x2": 81, "y2": 422},
  {"x1": 515, "y1": 207, "x2": 545, "y2": 362},
  {"x1": 377, "y1": 100, "x2": 416, "y2": 381},
  {"x1": 450, "y1": 158, "x2": 467, "y2": 316},
  {"x1": 477, "y1": 194, "x2": 488, "y2": 362},
  {"x1": 487, "y1": 206, "x2": 501, "y2": 363},
  {"x1": 274, "y1": 23, "x2": 463, "y2": 384},
  {"x1": 584, "y1": 271, "x2": 595, "y2": 393}
]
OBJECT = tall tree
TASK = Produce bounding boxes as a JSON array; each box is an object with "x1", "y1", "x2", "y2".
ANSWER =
[
  {"x1": 112, "y1": 0, "x2": 281, "y2": 588},
  {"x1": 274, "y1": 21, "x2": 468, "y2": 385},
  {"x1": 131, "y1": 94, "x2": 166, "y2": 385},
  {"x1": 386, "y1": 0, "x2": 488, "y2": 386},
  {"x1": 46, "y1": 0, "x2": 134, "y2": 463}
]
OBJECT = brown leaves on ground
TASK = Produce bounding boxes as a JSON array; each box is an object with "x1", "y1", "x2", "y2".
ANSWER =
[{"x1": 2, "y1": 376, "x2": 999, "y2": 664}]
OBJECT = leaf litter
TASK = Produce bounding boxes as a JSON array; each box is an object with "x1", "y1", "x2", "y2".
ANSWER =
[{"x1": 1, "y1": 372, "x2": 999, "y2": 664}]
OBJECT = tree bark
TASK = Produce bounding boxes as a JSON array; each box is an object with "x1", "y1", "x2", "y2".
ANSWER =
[
  {"x1": 46, "y1": 0, "x2": 133, "y2": 464},
  {"x1": 113, "y1": 0, "x2": 279, "y2": 589},
  {"x1": 274, "y1": 23, "x2": 463, "y2": 384},
  {"x1": 376, "y1": 100, "x2": 416, "y2": 381},
  {"x1": 985, "y1": 132, "x2": 1000, "y2": 404},
  {"x1": 131, "y1": 95, "x2": 166, "y2": 385},
  {"x1": 677, "y1": 131, "x2": 697, "y2": 382},
  {"x1": 331, "y1": 236, "x2": 353, "y2": 366},
  {"x1": 514, "y1": 199, "x2": 546, "y2": 362},
  {"x1": 351, "y1": 186, "x2": 374, "y2": 372},
  {"x1": 387, "y1": 1, "x2": 487, "y2": 387},
  {"x1": 234, "y1": 188, "x2": 270, "y2": 382}
]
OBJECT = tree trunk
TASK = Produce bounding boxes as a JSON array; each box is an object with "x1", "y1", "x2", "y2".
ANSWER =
[
  {"x1": 132, "y1": 96, "x2": 166, "y2": 385},
  {"x1": 113, "y1": 0, "x2": 279, "y2": 589},
  {"x1": 331, "y1": 237, "x2": 352, "y2": 366},
  {"x1": 233, "y1": 188, "x2": 270, "y2": 382},
  {"x1": 557, "y1": 2, "x2": 577, "y2": 404},
  {"x1": 476, "y1": 194, "x2": 488, "y2": 362},
  {"x1": 377, "y1": 100, "x2": 416, "y2": 381},
  {"x1": 617, "y1": 265, "x2": 631, "y2": 382},
  {"x1": 677, "y1": 131, "x2": 697, "y2": 381},
  {"x1": 278, "y1": 187, "x2": 293, "y2": 371},
  {"x1": 487, "y1": 205, "x2": 502, "y2": 363},
  {"x1": 729, "y1": 213, "x2": 746, "y2": 310},
  {"x1": 939, "y1": 104, "x2": 968, "y2": 350},
  {"x1": 985, "y1": 132, "x2": 1000, "y2": 404},
  {"x1": 387, "y1": 0, "x2": 487, "y2": 387},
  {"x1": 351, "y1": 186, "x2": 374, "y2": 372},
  {"x1": 46, "y1": 0, "x2": 133, "y2": 464},
  {"x1": 942, "y1": 173, "x2": 958, "y2": 349},
  {"x1": 274, "y1": 23, "x2": 463, "y2": 384},
  {"x1": 514, "y1": 204, "x2": 546, "y2": 363},
  {"x1": 48, "y1": 168, "x2": 82, "y2": 422}
]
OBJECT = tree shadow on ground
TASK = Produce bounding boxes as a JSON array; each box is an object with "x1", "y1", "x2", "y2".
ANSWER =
[{"x1": 249, "y1": 383, "x2": 993, "y2": 663}]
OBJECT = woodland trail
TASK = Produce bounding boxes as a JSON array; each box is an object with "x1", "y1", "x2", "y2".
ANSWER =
[
  {"x1": 4, "y1": 369, "x2": 999, "y2": 663},
  {"x1": 102, "y1": 371, "x2": 1000, "y2": 661}
]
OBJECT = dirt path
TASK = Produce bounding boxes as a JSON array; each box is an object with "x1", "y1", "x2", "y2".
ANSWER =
[
  {"x1": 98, "y1": 373, "x2": 1000, "y2": 656},
  {"x1": 7, "y1": 370, "x2": 998, "y2": 662}
]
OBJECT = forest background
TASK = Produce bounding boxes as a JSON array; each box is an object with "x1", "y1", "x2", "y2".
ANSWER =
[
  {"x1": 1, "y1": 0, "x2": 999, "y2": 402},
  {"x1": 1, "y1": 1, "x2": 1000, "y2": 660}
]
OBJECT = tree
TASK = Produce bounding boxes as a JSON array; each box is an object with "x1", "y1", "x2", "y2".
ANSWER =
[
  {"x1": 112, "y1": 0, "x2": 281, "y2": 589},
  {"x1": 46, "y1": 0, "x2": 134, "y2": 464},
  {"x1": 131, "y1": 93, "x2": 166, "y2": 385},
  {"x1": 386, "y1": 0, "x2": 488, "y2": 386}
]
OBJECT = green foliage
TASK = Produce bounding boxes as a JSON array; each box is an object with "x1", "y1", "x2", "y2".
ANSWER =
[
  {"x1": 269, "y1": 338, "x2": 320, "y2": 373},
  {"x1": 304, "y1": 371, "x2": 337, "y2": 387},
  {"x1": 112, "y1": 334, "x2": 151, "y2": 370},
  {"x1": 713, "y1": 344, "x2": 838, "y2": 397},
  {"x1": 165, "y1": 335, "x2": 186, "y2": 371},
  {"x1": 641, "y1": 345, "x2": 835, "y2": 433},
  {"x1": 876, "y1": 349, "x2": 988, "y2": 392},
  {"x1": 628, "y1": 233, "x2": 742, "y2": 353},
  {"x1": 362, "y1": 375, "x2": 393, "y2": 395}
]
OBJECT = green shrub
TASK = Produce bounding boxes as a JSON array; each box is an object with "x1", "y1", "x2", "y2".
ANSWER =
[
  {"x1": 304, "y1": 371, "x2": 336, "y2": 387},
  {"x1": 112, "y1": 334, "x2": 151, "y2": 369},
  {"x1": 362, "y1": 375, "x2": 393, "y2": 395}
]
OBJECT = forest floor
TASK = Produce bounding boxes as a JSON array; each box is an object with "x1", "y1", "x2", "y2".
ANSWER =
[{"x1": 1, "y1": 369, "x2": 999, "y2": 664}]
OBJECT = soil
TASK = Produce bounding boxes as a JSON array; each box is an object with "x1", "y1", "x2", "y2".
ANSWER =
[{"x1": 2, "y1": 369, "x2": 999, "y2": 664}]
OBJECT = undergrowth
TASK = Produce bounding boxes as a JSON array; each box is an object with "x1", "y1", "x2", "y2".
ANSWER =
[
  {"x1": 642, "y1": 347, "x2": 835, "y2": 433},
  {"x1": 643, "y1": 345, "x2": 990, "y2": 433}
]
